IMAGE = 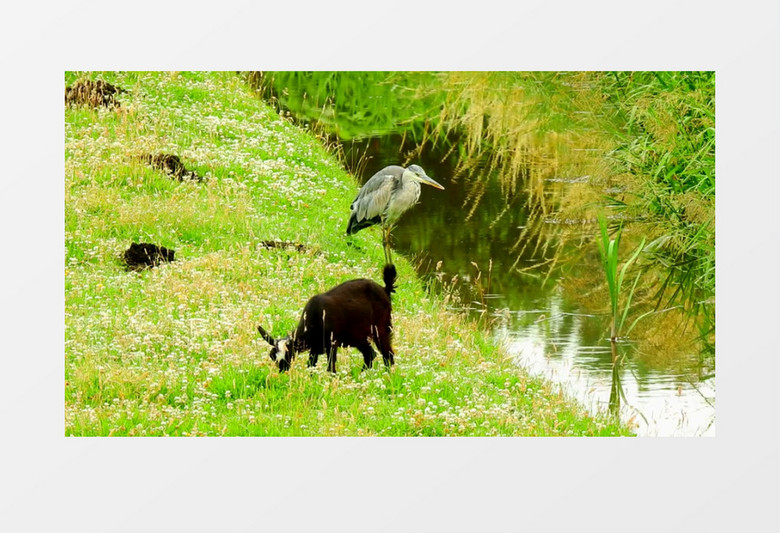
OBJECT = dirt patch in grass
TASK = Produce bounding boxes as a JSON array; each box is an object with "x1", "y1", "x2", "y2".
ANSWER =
[
  {"x1": 65, "y1": 79, "x2": 125, "y2": 108},
  {"x1": 123, "y1": 242, "x2": 176, "y2": 270},
  {"x1": 260, "y1": 240, "x2": 310, "y2": 253},
  {"x1": 139, "y1": 153, "x2": 202, "y2": 181}
]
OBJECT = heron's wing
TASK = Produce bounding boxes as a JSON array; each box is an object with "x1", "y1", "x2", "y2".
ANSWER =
[
  {"x1": 351, "y1": 168, "x2": 401, "y2": 223},
  {"x1": 351, "y1": 166, "x2": 403, "y2": 204}
]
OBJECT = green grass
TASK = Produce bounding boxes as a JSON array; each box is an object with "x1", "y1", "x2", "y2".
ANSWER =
[{"x1": 65, "y1": 71, "x2": 630, "y2": 436}]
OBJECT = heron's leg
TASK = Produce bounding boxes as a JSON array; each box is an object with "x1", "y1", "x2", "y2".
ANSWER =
[
  {"x1": 382, "y1": 225, "x2": 394, "y2": 265},
  {"x1": 384, "y1": 242, "x2": 393, "y2": 265}
]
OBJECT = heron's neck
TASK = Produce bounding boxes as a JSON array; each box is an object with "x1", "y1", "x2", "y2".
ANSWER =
[
  {"x1": 383, "y1": 171, "x2": 421, "y2": 225},
  {"x1": 400, "y1": 171, "x2": 421, "y2": 195},
  {"x1": 400, "y1": 170, "x2": 420, "y2": 191}
]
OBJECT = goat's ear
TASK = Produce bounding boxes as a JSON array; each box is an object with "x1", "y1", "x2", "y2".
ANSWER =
[{"x1": 257, "y1": 325, "x2": 276, "y2": 345}]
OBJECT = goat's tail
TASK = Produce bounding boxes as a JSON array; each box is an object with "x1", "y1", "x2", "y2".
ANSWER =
[{"x1": 383, "y1": 263, "x2": 397, "y2": 297}]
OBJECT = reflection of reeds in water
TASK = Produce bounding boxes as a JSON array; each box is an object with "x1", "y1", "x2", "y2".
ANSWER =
[
  {"x1": 609, "y1": 344, "x2": 622, "y2": 417},
  {"x1": 432, "y1": 72, "x2": 614, "y2": 289},
  {"x1": 435, "y1": 72, "x2": 556, "y2": 204}
]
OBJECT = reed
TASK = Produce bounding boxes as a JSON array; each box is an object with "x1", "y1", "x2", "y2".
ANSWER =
[{"x1": 597, "y1": 214, "x2": 646, "y2": 342}]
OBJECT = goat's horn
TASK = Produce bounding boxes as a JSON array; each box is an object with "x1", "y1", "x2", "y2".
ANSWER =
[{"x1": 257, "y1": 325, "x2": 276, "y2": 345}]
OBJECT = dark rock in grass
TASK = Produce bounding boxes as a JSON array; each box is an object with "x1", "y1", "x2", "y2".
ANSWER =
[
  {"x1": 65, "y1": 79, "x2": 125, "y2": 108},
  {"x1": 124, "y1": 242, "x2": 175, "y2": 270},
  {"x1": 139, "y1": 153, "x2": 202, "y2": 181}
]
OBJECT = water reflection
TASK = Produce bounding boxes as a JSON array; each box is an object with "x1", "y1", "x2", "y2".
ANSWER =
[
  {"x1": 609, "y1": 349, "x2": 622, "y2": 418},
  {"x1": 342, "y1": 136, "x2": 715, "y2": 437},
  {"x1": 494, "y1": 293, "x2": 715, "y2": 436}
]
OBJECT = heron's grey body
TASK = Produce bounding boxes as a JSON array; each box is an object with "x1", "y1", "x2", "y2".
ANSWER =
[{"x1": 346, "y1": 164, "x2": 444, "y2": 264}]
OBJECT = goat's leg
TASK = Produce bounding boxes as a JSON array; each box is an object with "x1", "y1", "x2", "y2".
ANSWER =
[
  {"x1": 326, "y1": 346, "x2": 338, "y2": 373},
  {"x1": 377, "y1": 334, "x2": 395, "y2": 368},
  {"x1": 307, "y1": 351, "x2": 321, "y2": 368},
  {"x1": 357, "y1": 343, "x2": 377, "y2": 370}
]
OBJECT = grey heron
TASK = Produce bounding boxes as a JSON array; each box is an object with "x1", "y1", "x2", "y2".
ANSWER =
[{"x1": 346, "y1": 164, "x2": 444, "y2": 265}]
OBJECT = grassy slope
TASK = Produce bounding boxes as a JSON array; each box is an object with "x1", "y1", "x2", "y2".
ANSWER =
[{"x1": 64, "y1": 71, "x2": 630, "y2": 436}]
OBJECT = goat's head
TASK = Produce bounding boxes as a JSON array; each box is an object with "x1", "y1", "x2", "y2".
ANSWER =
[{"x1": 257, "y1": 325, "x2": 295, "y2": 372}]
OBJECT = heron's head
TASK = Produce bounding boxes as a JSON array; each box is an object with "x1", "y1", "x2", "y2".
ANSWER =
[
  {"x1": 257, "y1": 325, "x2": 295, "y2": 372},
  {"x1": 406, "y1": 164, "x2": 444, "y2": 190}
]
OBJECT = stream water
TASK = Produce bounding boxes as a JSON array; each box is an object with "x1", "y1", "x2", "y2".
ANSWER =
[{"x1": 341, "y1": 135, "x2": 715, "y2": 437}]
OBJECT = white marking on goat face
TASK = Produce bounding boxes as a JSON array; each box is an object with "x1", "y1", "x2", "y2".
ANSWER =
[{"x1": 275, "y1": 340, "x2": 289, "y2": 363}]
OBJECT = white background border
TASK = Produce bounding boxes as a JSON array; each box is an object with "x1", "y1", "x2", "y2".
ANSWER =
[{"x1": 1, "y1": 1, "x2": 778, "y2": 531}]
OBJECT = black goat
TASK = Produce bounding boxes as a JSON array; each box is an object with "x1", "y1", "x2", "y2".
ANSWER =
[{"x1": 257, "y1": 265, "x2": 397, "y2": 373}]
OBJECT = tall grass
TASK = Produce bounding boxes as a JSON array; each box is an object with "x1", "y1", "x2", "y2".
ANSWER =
[{"x1": 598, "y1": 72, "x2": 715, "y2": 349}]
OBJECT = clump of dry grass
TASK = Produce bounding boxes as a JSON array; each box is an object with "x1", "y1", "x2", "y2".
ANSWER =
[{"x1": 65, "y1": 79, "x2": 126, "y2": 108}]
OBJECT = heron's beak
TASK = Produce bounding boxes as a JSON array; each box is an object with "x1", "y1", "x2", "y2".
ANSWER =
[{"x1": 420, "y1": 175, "x2": 445, "y2": 190}]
